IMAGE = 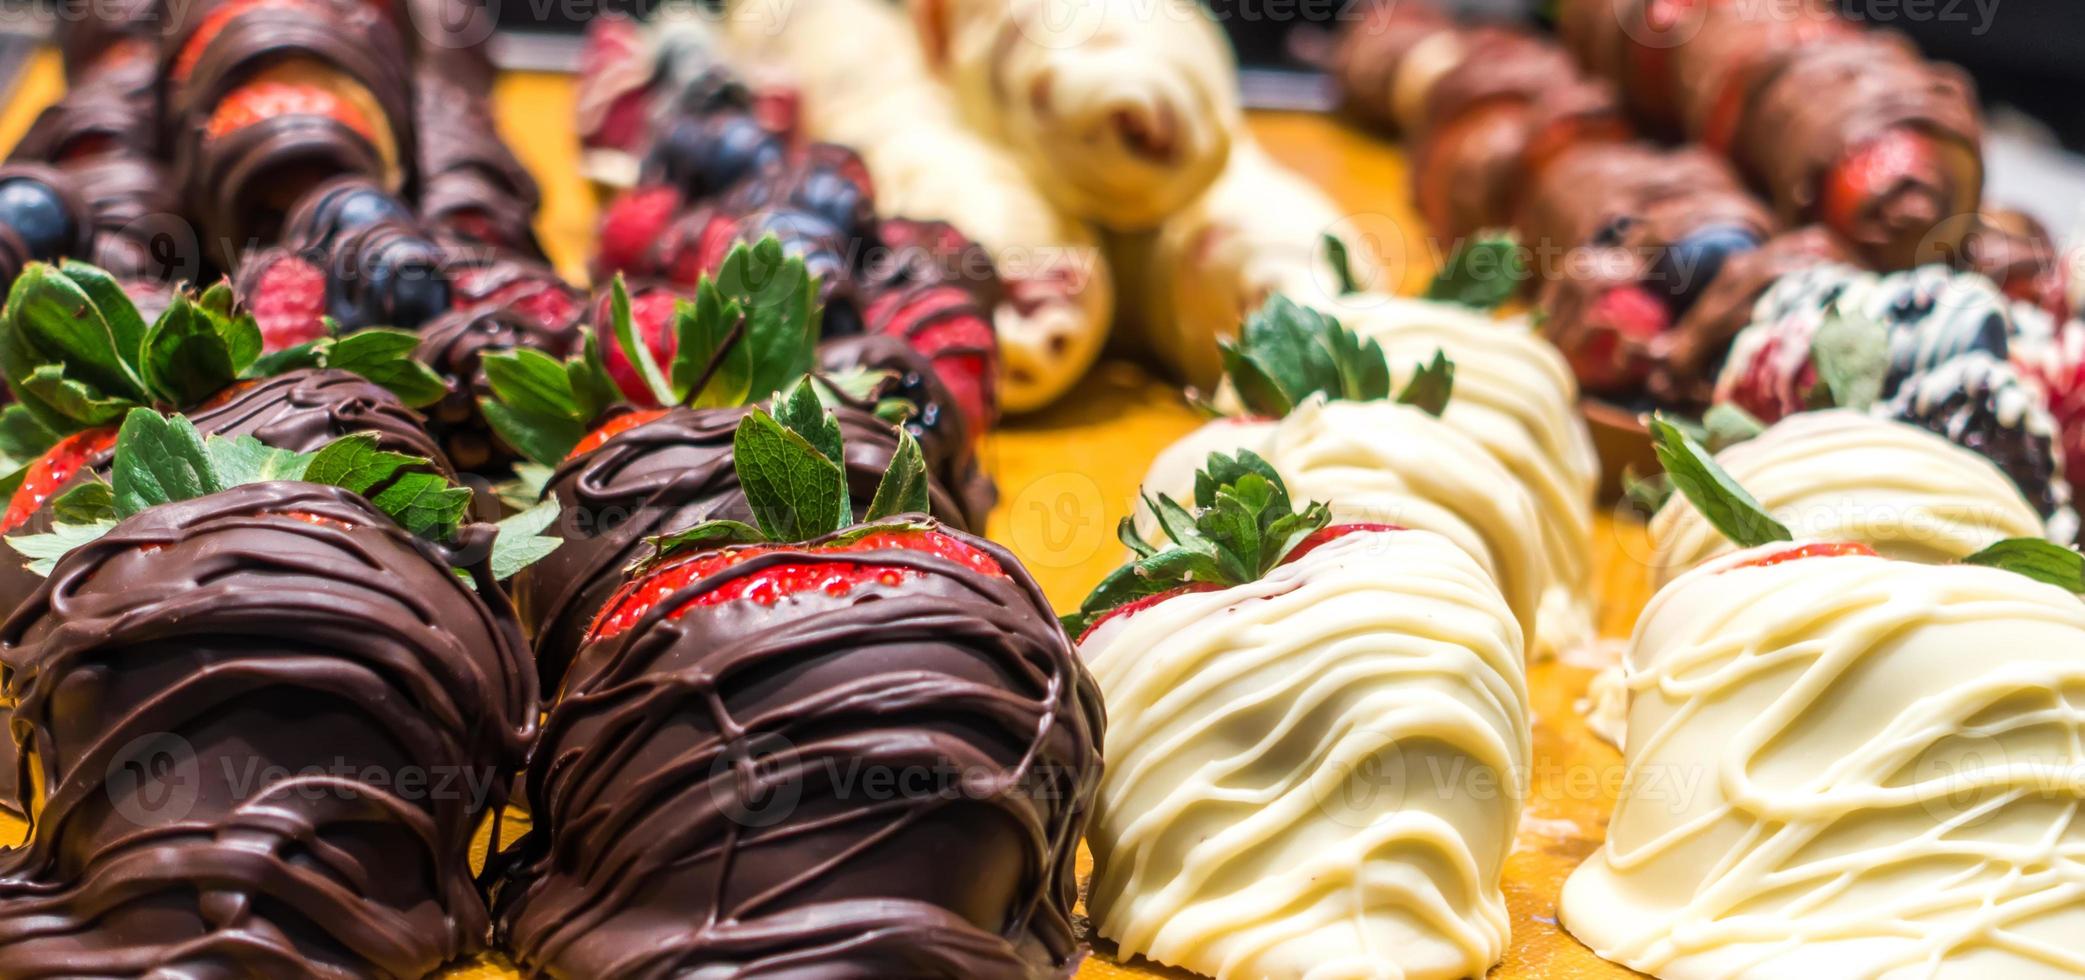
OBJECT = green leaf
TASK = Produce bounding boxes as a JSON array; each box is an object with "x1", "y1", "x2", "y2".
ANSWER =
[
  {"x1": 480, "y1": 398, "x2": 586, "y2": 469},
  {"x1": 566, "y1": 329, "x2": 621, "y2": 423},
  {"x1": 644, "y1": 519, "x2": 769, "y2": 559},
  {"x1": 772, "y1": 377, "x2": 843, "y2": 466},
  {"x1": 49, "y1": 480, "x2": 114, "y2": 524},
  {"x1": 197, "y1": 280, "x2": 237, "y2": 320},
  {"x1": 1809, "y1": 307, "x2": 1889, "y2": 412},
  {"x1": 109, "y1": 409, "x2": 220, "y2": 518},
  {"x1": 58, "y1": 261, "x2": 150, "y2": 373},
  {"x1": 323, "y1": 329, "x2": 446, "y2": 408},
  {"x1": 205, "y1": 434, "x2": 313, "y2": 485},
  {"x1": 2, "y1": 264, "x2": 150, "y2": 417},
  {"x1": 672, "y1": 280, "x2": 751, "y2": 407},
  {"x1": 140, "y1": 292, "x2": 240, "y2": 406},
  {"x1": 479, "y1": 347, "x2": 588, "y2": 465},
  {"x1": 489, "y1": 498, "x2": 563, "y2": 580},
  {"x1": 1194, "y1": 450, "x2": 1286, "y2": 512},
  {"x1": 246, "y1": 339, "x2": 326, "y2": 377},
  {"x1": 495, "y1": 461, "x2": 555, "y2": 511},
  {"x1": 1059, "y1": 561, "x2": 1178, "y2": 638},
  {"x1": 1220, "y1": 294, "x2": 1393, "y2": 416},
  {"x1": 1395, "y1": 350, "x2": 1454, "y2": 417},
  {"x1": 606, "y1": 275, "x2": 675, "y2": 407},
  {"x1": 1118, "y1": 515, "x2": 1157, "y2": 558},
  {"x1": 713, "y1": 238, "x2": 818, "y2": 400},
  {"x1": 1962, "y1": 538, "x2": 2085, "y2": 592},
  {"x1": 1701, "y1": 402, "x2": 1766, "y2": 452},
  {"x1": 18, "y1": 363, "x2": 139, "y2": 427},
  {"x1": 0, "y1": 404, "x2": 59, "y2": 461},
  {"x1": 732, "y1": 408, "x2": 848, "y2": 541},
  {"x1": 1321, "y1": 233, "x2": 1359, "y2": 296},
  {"x1": 1620, "y1": 465, "x2": 1674, "y2": 515},
  {"x1": 1425, "y1": 233, "x2": 1523, "y2": 310},
  {"x1": 864, "y1": 427, "x2": 931, "y2": 520},
  {"x1": 303, "y1": 434, "x2": 471, "y2": 540},
  {"x1": 1648, "y1": 415, "x2": 1792, "y2": 549},
  {"x1": 6, "y1": 519, "x2": 117, "y2": 576}
]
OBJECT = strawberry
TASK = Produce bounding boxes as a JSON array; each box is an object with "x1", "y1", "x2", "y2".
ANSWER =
[
  {"x1": 565, "y1": 407, "x2": 672, "y2": 460},
  {"x1": 862, "y1": 283, "x2": 999, "y2": 439},
  {"x1": 575, "y1": 14, "x2": 654, "y2": 156},
  {"x1": 588, "y1": 526, "x2": 1002, "y2": 640},
  {"x1": 2013, "y1": 321, "x2": 2085, "y2": 498},
  {"x1": 592, "y1": 184, "x2": 682, "y2": 279},
  {"x1": 0, "y1": 425, "x2": 118, "y2": 533},
  {"x1": 1726, "y1": 541, "x2": 1877, "y2": 572},
  {"x1": 656, "y1": 207, "x2": 741, "y2": 288},
  {"x1": 593, "y1": 286, "x2": 683, "y2": 405},
  {"x1": 204, "y1": 80, "x2": 376, "y2": 144},
  {"x1": 1568, "y1": 285, "x2": 1669, "y2": 393},
  {"x1": 1821, "y1": 128, "x2": 1942, "y2": 253},
  {"x1": 239, "y1": 250, "x2": 329, "y2": 351},
  {"x1": 1062, "y1": 449, "x2": 1334, "y2": 638}
]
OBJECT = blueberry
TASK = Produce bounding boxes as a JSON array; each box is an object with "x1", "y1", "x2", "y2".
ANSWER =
[
  {"x1": 327, "y1": 242, "x2": 452, "y2": 330},
  {"x1": 646, "y1": 112, "x2": 785, "y2": 201},
  {"x1": 1648, "y1": 224, "x2": 1761, "y2": 317},
  {"x1": 327, "y1": 188, "x2": 413, "y2": 238},
  {"x1": 0, "y1": 178, "x2": 77, "y2": 260}
]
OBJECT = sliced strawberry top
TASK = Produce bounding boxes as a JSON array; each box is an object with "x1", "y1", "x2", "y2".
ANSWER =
[
  {"x1": 565, "y1": 407, "x2": 672, "y2": 460},
  {"x1": 2, "y1": 426, "x2": 120, "y2": 533},
  {"x1": 587, "y1": 528, "x2": 1005, "y2": 641},
  {"x1": 1075, "y1": 523, "x2": 1404, "y2": 644},
  {"x1": 204, "y1": 81, "x2": 377, "y2": 144},
  {"x1": 1724, "y1": 541, "x2": 1877, "y2": 572},
  {"x1": 1074, "y1": 583, "x2": 1224, "y2": 644},
  {"x1": 1282, "y1": 523, "x2": 1406, "y2": 565}
]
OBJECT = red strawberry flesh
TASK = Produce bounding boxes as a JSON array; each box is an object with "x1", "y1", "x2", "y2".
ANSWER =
[
  {"x1": 566, "y1": 407, "x2": 672, "y2": 460},
  {"x1": 597, "y1": 290, "x2": 682, "y2": 405},
  {"x1": 587, "y1": 528, "x2": 1005, "y2": 641},
  {"x1": 1725, "y1": 541, "x2": 1878, "y2": 572},
  {"x1": 2, "y1": 426, "x2": 120, "y2": 533},
  {"x1": 593, "y1": 185, "x2": 681, "y2": 278},
  {"x1": 248, "y1": 254, "x2": 329, "y2": 351}
]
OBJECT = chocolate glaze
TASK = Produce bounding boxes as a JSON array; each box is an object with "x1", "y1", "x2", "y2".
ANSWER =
[
  {"x1": 0, "y1": 481, "x2": 536, "y2": 976},
  {"x1": 445, "y1": 249, "x2": 585, "y2": 335},
  {"x1": 493, "y1": 522, "x2": 1101, "y2": 979},
  {"x1": 0, "y1": 369, "x2": 455, "y2": 812},
  {"x1": 179, "y1": 112, "x2": 388, "y2": 266},
  {"x1": 511, "y1": 405, "x2": 972, "y2": 691},
  {"x1": 65, "y1": 156, "x2": 195, "y2": 284},
  {"x1": 818, "y1": 333, "x2": 996, "y2": 526},
  {"x1": 1734, "y1": 33, "x2": 1981, "y2": 269},
  {"x1": 411, "y1": 10, "x2": 545, "y2": 257},
  {"x1": 1660, "y1": 224, "x2": 1849, "y2": 405},
  {"x1": 319, "y1": 218, "x2": 453, "y2": 329},
  {"x1": 1962, "y1": 208, "x2": 2069, "y2": 322},
  {"x1": 54, "y1": 1, "x2": 162, "y2": 82},
  {"x1": 1412, "y1": 28, "x2": 1628, "y2": 242},
  {"x1": 10, "y1": 48, "x2": 158, "y2": 163},
  {"x1": 416, "y1": 304, "x2": 579, "y2": 474},
  {"x1": 163, "y1": 0, "x2": 413, "y2": 156}
]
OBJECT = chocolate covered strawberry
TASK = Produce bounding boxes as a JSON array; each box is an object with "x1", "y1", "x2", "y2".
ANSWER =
[
  {"x1": 492, "y1": 389, "x2": 1097, "y2": 979},
  {"x1": 477, "y1": 242, "x2": 985, "y2": 683},
  {"x1": 592, "y1": 183, "x2": 684, "y2": 279},
  {"x1": 0, "y1": 260, "x2": 449, "y2": 588},
  {"x1": 0, "y1": 407, "x2": 555, "y2": 976}
]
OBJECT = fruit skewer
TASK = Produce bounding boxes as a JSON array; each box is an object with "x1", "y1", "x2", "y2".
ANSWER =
[
  {"x1": 1557, "y1": 0, "x2": 1983, "y2": 271},
  {"x1": 1330, "y1": 2, "x2": 1846, "y2": 407}
]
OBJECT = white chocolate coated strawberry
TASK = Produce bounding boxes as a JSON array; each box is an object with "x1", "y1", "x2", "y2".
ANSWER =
[
  {"x1": 1564, "y1": 543, "x2": 2085, "y2": 978},
  {"x1": 1082, "y1": 527, "x2": 1528, "y2": 980},
  {"x1": 1652, "y1": 410, "x2": 2047, "y2": 586}
]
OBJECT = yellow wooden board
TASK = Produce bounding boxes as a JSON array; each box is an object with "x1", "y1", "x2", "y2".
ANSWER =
[{"x1": 0, "y1": 52, "x2": 1651, "y2": 978}]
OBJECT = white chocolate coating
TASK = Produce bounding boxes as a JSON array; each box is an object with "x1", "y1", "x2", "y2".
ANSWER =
[
  {"x1": 1083, "y1": 528, "x2": 1529, "y2": 980},
  {"x1": 911, "y1": 0, "x2": 1239, "y2": 229},
  {"x1": 1651, "y1": 410, "x2": 2047, "y2": 586},
  {"x1": 721, "y1": 0, "x2": 1112, "y2": 412},
  {"x1": 1138, "y1": 399, "x2": 1546, "y2": 642},
  {"x1": 1121, "y1": 140, "x2": 1365, "y2": 388},
  {"x1": 1563, "y1": 543, "x2": 2085, "y2": 979},
  {"x1": 1333, "y1": 295, "x2": 1600, "y2": 660}
]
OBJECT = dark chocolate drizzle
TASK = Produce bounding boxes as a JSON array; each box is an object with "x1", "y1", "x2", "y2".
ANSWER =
[
  {"x1": 493, "y1": 522, "x2": 1101, "y2": 980},
  {"x1": 511, "y1": 404, "x2": 971, "y2": 691},
  {"x1": 178, "y1": 112, "x2": 388, "y2": 267},
  {"x1": 416, "y1": 304, "x2": 578, "y2": 474},
  {"x1": 0, "y1": 481, "x2": 536, "y2": 976}
]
